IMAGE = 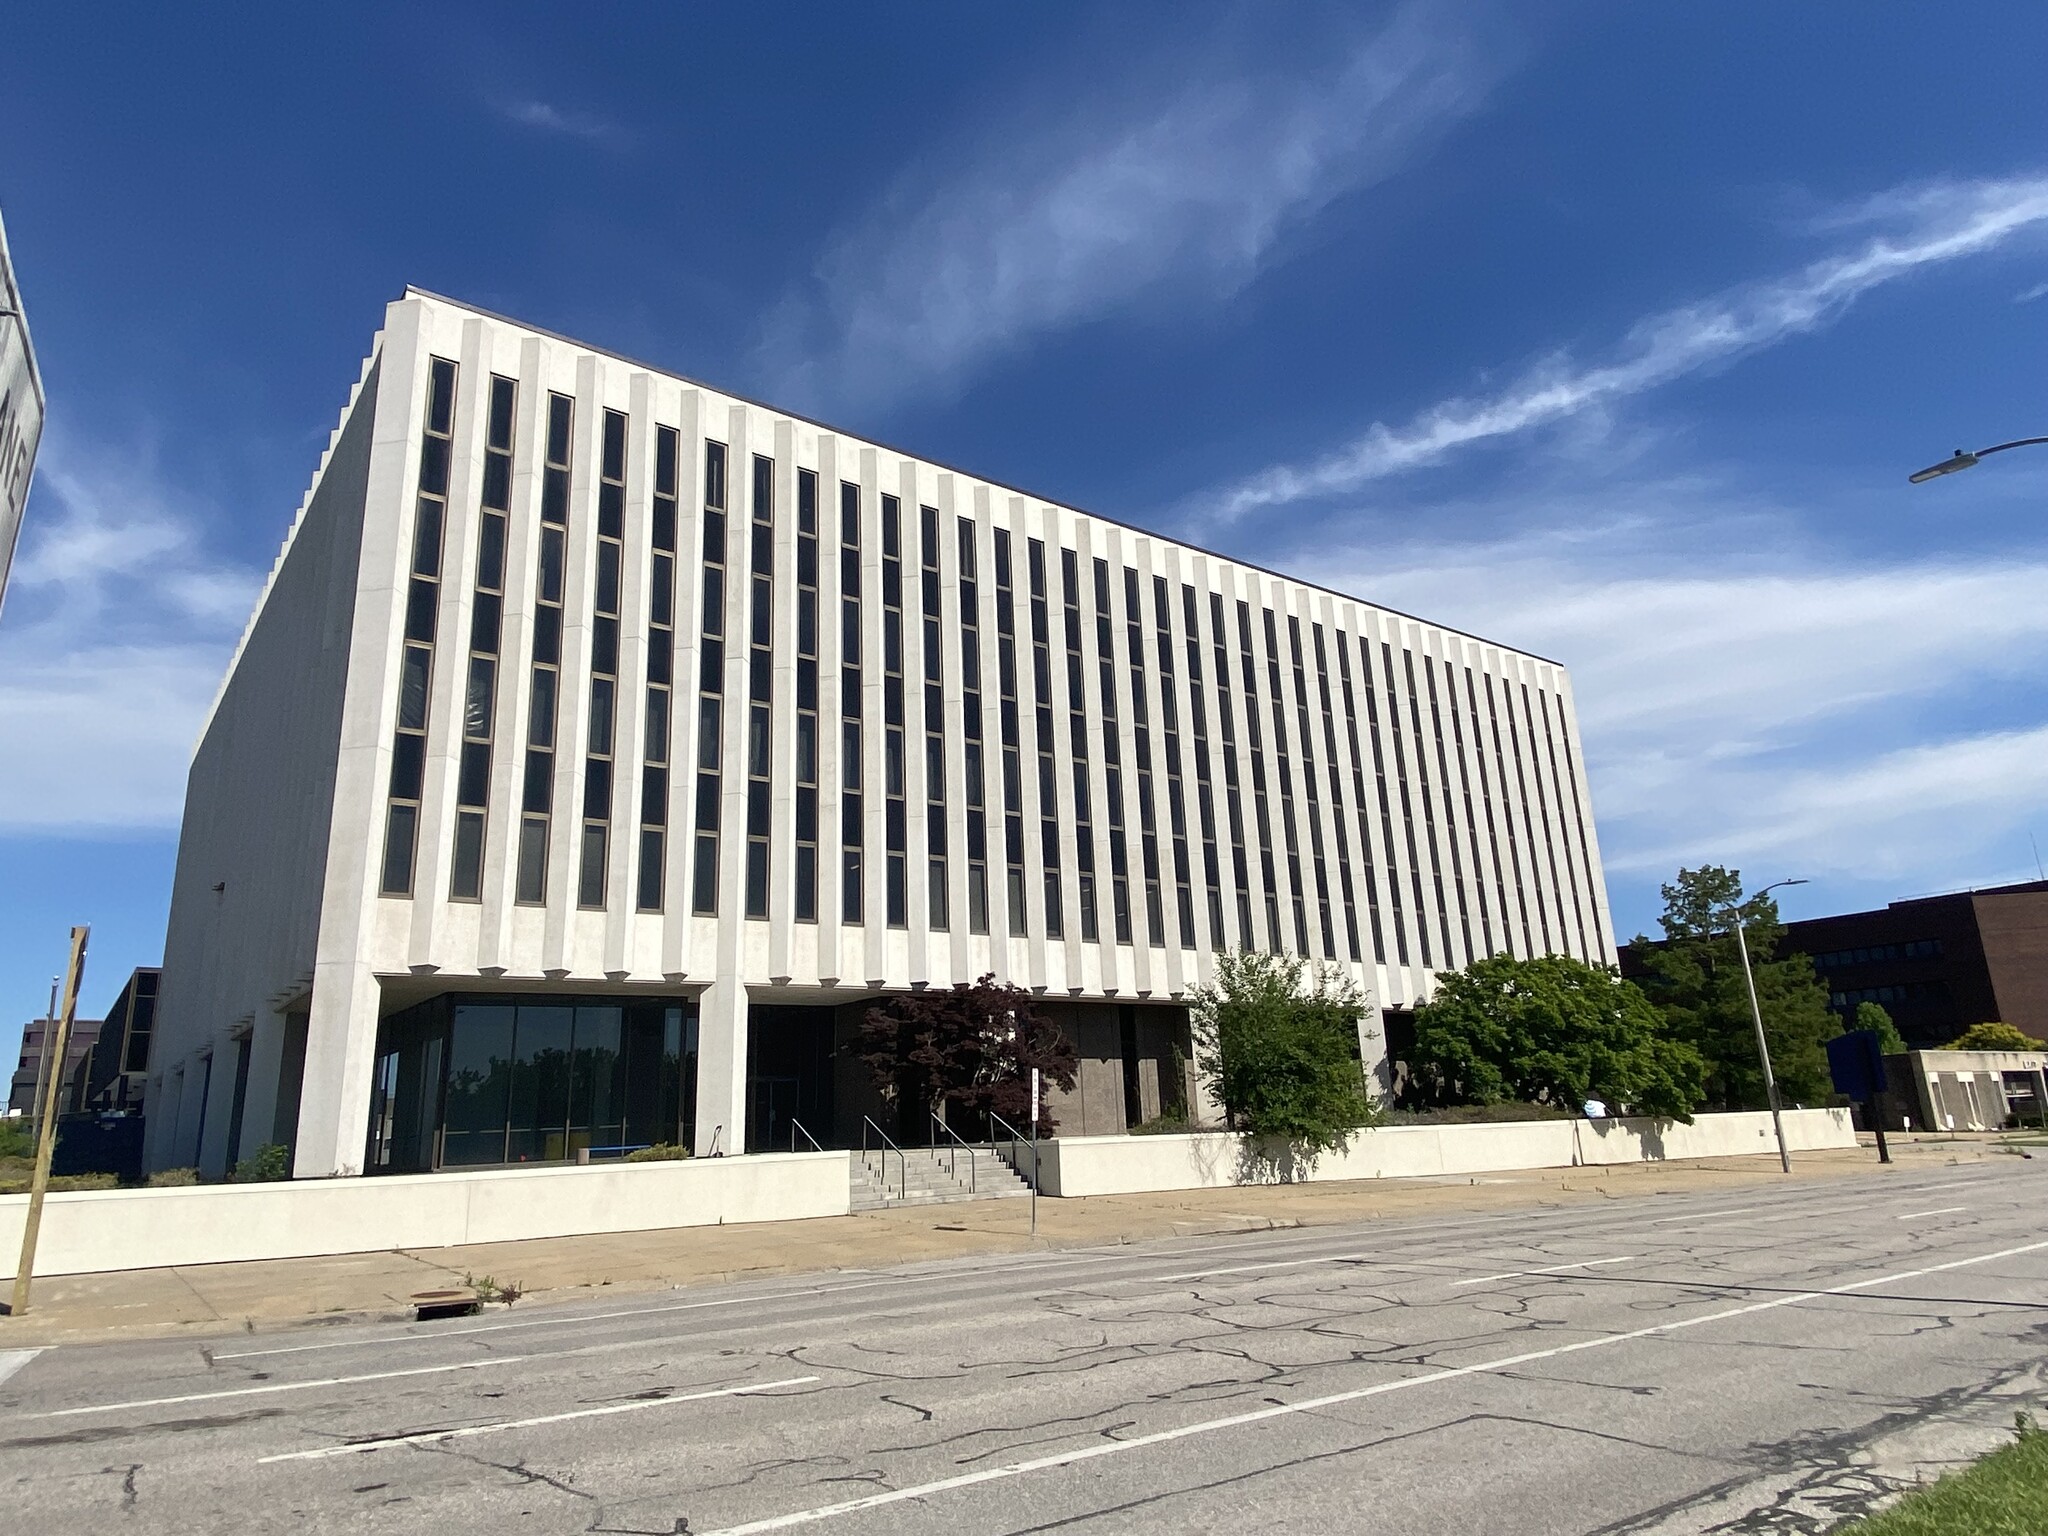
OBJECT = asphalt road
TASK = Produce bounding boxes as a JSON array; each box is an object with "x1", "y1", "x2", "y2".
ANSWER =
[{"x1": 4, "y1": 1156, "x2": 2045, "y2": 1535}]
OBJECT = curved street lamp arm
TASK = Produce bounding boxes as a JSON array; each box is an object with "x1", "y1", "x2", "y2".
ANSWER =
[
  {"x1": 1974, "y1": 434, "x2": 2048, "y2": 459},
  {"x1": 1910, "y1": 435, "x2": 2048, "y2": 483}
]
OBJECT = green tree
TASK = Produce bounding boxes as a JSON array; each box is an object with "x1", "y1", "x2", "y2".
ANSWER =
[
  {"x1": 1628, "y1": 865, "x2": 1837, "y2": 1110},
  {"x1": 1411, "y1": 952, "x2": 1705, "y2": 1120},
  {"x1": 1944, "y1": 1021, "x2": 2043, "y2": 1052},
  {"x1": 1855, "y1": 1001, "x2": 1907, "y2": 1055},
  {"x1": 1189, "y1": 950, "x2": 1379, "y2": 1158},
  {"x1": 860, "y1": 975, "x2": 1078, "y2": 1136}
]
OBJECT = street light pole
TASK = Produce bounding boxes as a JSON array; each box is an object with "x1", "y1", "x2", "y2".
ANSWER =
[
  {"x1": 1727, "y1": 877, "x2": 1806, "y2": 1175},
  {"x1": 1908, "y1": 435, "x2": 2048, "y2": 483}
]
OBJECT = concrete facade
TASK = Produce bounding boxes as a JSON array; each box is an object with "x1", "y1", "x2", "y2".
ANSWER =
[
  {"x1": 149, "y1": 291, "x2": 1613, "y2": 1181},
  {"x1": 1872, "y1": 1049, "x2": 2048, "y2": 1133},
  {"x1": 0, "y1": 203, "x2": 44, "y2": 617}
]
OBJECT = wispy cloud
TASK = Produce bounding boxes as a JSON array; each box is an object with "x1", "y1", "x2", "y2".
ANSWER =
[
  {"x1": 2015, "y1": 279, "x2": 2048, "y2": 303},
  {"x1": 498, "y1": 98, "x2": 629, "y2": 148},
  {"x1": 0, "y1": 427, "x2": 261, "y2": 832},
  {"x1": 760, "y1": 2, "x2": 1501, "y2": 412},
  {"x1": 1203, "y1": 174, "x2": 2048, "y2": 524},
  {"x1": 1311, "y1": 491, "x2": 2048, "y2": 919}
]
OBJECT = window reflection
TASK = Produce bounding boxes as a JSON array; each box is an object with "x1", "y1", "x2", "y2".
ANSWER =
[{"x1": 369, "y1": 995, "x2": 700, "y2": 1171}]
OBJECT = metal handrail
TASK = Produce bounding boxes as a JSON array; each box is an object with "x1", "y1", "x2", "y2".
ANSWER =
[
  {"x1": 987, "y1": 1110, "x2": 1033, "y2": 1191},
  {"x1": 928, "y1": 1112, "x2": 975, "y2": 1193},
  {"x1": 861, "y1": 1116, "x2": 906, "y2": 1200},
  {"x1": 788, "y1": 1118, "x2": 824, "y2": 1154}
]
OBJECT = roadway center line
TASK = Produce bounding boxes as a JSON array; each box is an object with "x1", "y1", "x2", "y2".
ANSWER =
[
  {"x1": 1897, "y1": 1206, "x2": 1969, "y2": 1220},
  {"x1": 257, "y1": 1375, "x2": 819, "y2": 1462},
  {"x1": 1449, "y1": 1256, "x2": 1637, "y2": 1288},
  {"x1": 692, "y1": 1236, "x2": 2048, "y2": 1536},
  {"x1": 34, "y1": 1358, "x2": 524, "y2": 1418}
]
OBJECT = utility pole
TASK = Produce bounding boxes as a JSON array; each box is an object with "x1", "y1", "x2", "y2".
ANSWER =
[
  {"x1": 1731, "y1": 916, "x2": 1792, "y2": 1174},
  {"x1": 25, "y1": 975, "x2": 57, "y2": 1142},
  {"x1": 10, "y1": 927, "x2": 89, "y2": 1317}
]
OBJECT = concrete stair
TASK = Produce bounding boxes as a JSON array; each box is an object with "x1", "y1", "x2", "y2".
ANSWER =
[{"x1": 849, "y1": 1147, "x2": 1033, "y2": 1211}]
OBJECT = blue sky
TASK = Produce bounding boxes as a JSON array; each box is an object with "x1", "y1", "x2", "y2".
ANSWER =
[{"x1": 4, "y1": 3, "x2": 2048, "y2": 1051}]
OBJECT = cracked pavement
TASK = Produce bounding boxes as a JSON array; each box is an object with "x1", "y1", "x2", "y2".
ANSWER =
[{"x1": 2, "y1": 1155, "x2": 2043, "y2": 1534}]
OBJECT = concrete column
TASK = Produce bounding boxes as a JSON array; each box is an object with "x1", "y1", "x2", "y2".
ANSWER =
[
  {"x1": 693, "y1": 973, "x2": 748, "y2": 1156},
  {"x1": 238, "y1": 1011, "x2": 287, "y2": 1162},
  {"x1": 196, "y1": 1029, "x2": 240, "y2": 1179},
  {"x1": 1361, "y1": 1000, "x2": 1395, "y2": 1104},
  {"x1": 175, "y1": 1055, "x2": 212, "y2": 1169},
  {"x1": 291, "y1": 960, "x2": 382, "y2": 1178},
  {"x1": 144, "y1": 1068, "x2": 179, "y2": 1172}
]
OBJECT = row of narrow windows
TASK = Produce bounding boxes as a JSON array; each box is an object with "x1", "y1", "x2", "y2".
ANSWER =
[{"x1": 377, "y1": 362, "x2": 1605, "y2": 966}]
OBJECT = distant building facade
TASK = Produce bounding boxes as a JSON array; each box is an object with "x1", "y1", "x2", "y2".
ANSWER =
[
  {"x1": 65, "y1": 967, "x2": 160, "y2": 1115},
  {"x1": 0, "y1": 203, "x2": 45, "y2": 616},
  {"x1": 1781, "y1": 880, "x2": 2048, "y2": 1048},
  {"x1": 148, "y1": 290, "x2": 1613, "y2": 1180},
  {"x1": 8, "y1": 1014, "x2": 102, "y2": 1118},
  {"x1": 1871, "y1": 1048, "x2": 2048, "y2": 1133}
]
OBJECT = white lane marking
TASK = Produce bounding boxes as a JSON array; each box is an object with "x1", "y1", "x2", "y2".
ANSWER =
[
  {"x1": 1450, "y1": 1256, "x2": 1637, "y2": 1288},
  {"x1": 1897, "y1": 1206, "x2": 1969, "y2": 1220},
  {"x1": 36, "y1": 1357, "x2": 523, "y2": 1418},
  {"x1": 207, "y1": 1163, "x2": 2036, "y2": 1359},
  {"x1": 217, "y1": 1254, "x2": 1159, "y2": 1362},
  {"x1": 1652, "y1": 1206, "x2": 1766, "y2": 1223},
  {"x1": 257, "y1": 1375, "x2": 819, "y2": 1462},
  {"x1": 1696, "y1": 1204, "x2": 1876, "y2": 1230},
  {"x1": 0, "y1": 1350, "x2": 45, "y2": 1388},
  {"x1": 213, "y1": 1285, "x2": 906, "y2": 1360},
  {"x1": 694, "y1": 1237, "x2": 2048, "y2": 1535},
  {"x1": 1107, "y1": 1253, "x2": 1396, "y2": 1284}
]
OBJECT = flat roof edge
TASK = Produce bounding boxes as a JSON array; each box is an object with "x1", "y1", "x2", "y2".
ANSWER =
[{"x1": 398, "y1": 285, "x2": 1568, "y2": 671}]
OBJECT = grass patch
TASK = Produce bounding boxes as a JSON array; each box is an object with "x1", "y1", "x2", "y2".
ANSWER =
[{"x1": 1831, "y1": 1416, "x2": 2048, "y2": 1534}]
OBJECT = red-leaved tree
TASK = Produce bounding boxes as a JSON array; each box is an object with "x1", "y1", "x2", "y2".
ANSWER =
[{"x1": 859, "y1": 975, "x2": 1077, "y2": 1137}]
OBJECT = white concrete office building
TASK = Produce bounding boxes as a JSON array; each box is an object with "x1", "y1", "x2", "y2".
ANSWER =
[
  {"x1": 0, "y1": 204, "x2": 46, "y2": 616},
  {"x1": 147, "y1": 290, "x2": 1614, "y2": 1179}
]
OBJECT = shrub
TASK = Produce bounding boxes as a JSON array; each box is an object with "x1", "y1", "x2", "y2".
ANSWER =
[
  {"x1": 231, "y1": 1143, "x2": 292, "y2": 1183},
  {"x1": 1413, "y1": 952, "x2": 1705, "y2": 1121},
  {"x1": 0, "y1": 1118, "x2": 36, "y2": 1160},
  {"x1": 147, "y1": 1167, "x2": 201, "y2": 1187},
  {"x1": 1190, "y1": 950, "x2": 1379, "y2": 1161},
  {"x1": 1130, "y1": 1113, "x2": 1198, "y2": 1136},
  {"x1": 1944, "y1": 1021, "x2": 2042, "y2": 1052},
  {"x1": 1386, "y1": 1101, "x2": 1574, "y2": 1126},
  {"x1": 624, "y1": 1142, "x2": 691, "y2": 1161}
]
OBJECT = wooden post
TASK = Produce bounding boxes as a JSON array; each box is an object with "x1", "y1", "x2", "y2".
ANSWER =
[{"x1": 9, "y1": 926, "x2": 89, "y2": 1317}]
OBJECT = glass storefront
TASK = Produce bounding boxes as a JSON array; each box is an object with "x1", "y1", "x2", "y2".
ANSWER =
[{"x1": 367, "y1": 994, "x2": 698, "y2": 1173}]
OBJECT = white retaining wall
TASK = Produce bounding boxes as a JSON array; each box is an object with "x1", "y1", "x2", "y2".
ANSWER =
[
  {"x1": 1, "y1": 1110, "x2": 1857, "y2": 1279},
  {"x1": 0, "y1": 1151, "x2": 848, "y2": 1281},
  {"x1": 1034, "y1": 1109, "x2": 1857, "y2": 1197}
]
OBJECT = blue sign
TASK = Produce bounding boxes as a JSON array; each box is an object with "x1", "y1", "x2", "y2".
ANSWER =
[{"x1": 1827, "y1": 1028, "x2": 1889, "y2": 1101}]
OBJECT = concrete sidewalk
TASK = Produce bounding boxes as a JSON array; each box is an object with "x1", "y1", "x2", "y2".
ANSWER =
[{"x1": 0, "y1": 1134, "x2": 2008, "y2": 1346}]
